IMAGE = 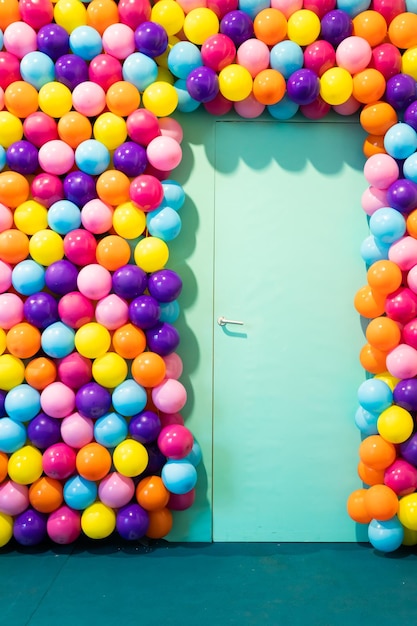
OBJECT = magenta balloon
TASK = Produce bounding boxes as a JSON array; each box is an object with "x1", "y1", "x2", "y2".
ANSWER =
[{"x1": 369, "y1": 43, "x2": 402, "y2": 80}]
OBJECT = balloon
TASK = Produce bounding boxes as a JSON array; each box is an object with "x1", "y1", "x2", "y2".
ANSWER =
[
  {"x1": 161, "y1": 459, "x2": 197, "y2": 494},
  {"x1": 368, "y1": 517, "x2": 404, "y2": 553},
  {"x1": 76, "y1": 443, "x2": 112, "y2": 482},
  {"x1": 47, "y1": 506, "x2": 81, "y2": 544},
  {"x1": 75, "y1": 382, "x2": 112, "y2": 420},
  {"x1": 320, "y1": 9, "x2": 353, "y2": 46},
  {"x1": 359, "y1": 434, "x2": 396, "y2": 469},
  {"x1": 183, "y1": 8, "x2": 220, "y2": 45},
  {"x1": 81, "y1": 502, "x2": 116, "y2": 539},
  {"x1": 13, "y1": 508, "x2": 47, "y2": 546},
  {"x1": 136, "y1": 476, "x2": 170, "y2": 511},
  {"x1": 113, "y1": 439, "x2": 148, "y2": 477},
  {"x1": 220, "y1": 10, "x2": 254, "y2": 46},
  {"x1": 116, "y1": 503, "x2": 149, "y2": 540}
]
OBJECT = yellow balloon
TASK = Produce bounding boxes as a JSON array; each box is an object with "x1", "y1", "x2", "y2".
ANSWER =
[
  {"x1": 113, "y1": 439, "x2": 149, "y2": 477},
  {"x1": 92, "y1": 352, "x2": 128, "y2": 388},
  {"x1": 151, "y1": 0, "x2": 185, "y2": 36},
  {"x1": 14, "y1": 200, "x2": 48, "y2": 235},
  {"x1": 287, "y1": 9, "x2": 321, "y2": 46},
  {"x1": 74, "y1": 322, "x2": 111, "y2": 359},
  {"x1": 320, "y1": 67, "x2": 353, "y2": 106},
  {"x1": 0, "y1": 328, "x2": 6, "y2": 355},
  {"x1": 0, "y1": 513, "x2": 13, "y2": 548},
  {"x1": 134, "y1": 236, "x2": 169, "y2": 272},
  {"x1": 183, "y1": 8, "x2": 220, "y2": 45},
  {"x1": 219, "y1": 64, "x2": 253, "y2": 102},
  {"x1": 93, "y1": 113, "x2": 127, "y2": 151},
  {"x1": 155, "y1": 36, "x2": 181, "y2": 69},
  {"x1": 402, "y1": 526, "x2": 417, "y2": 546},
  {"x1": 402, "y1": 47, "x2": 417, "y2": 81},
  {"x1": 374, "y1": 372, "x2": 400, "y2": 391},
  {"x1": 398, "y1": 493, "x2": 417, "y2": 530},
  {"x1": 81, "y1": 502, "x2": 116, "y2": 539},
  {"x1": 8, "y1": 445, "x2": 43, "y2": 485},
  {"x1": 28, "y1": 229, "x2": 64, "y2": 266},
  {"x1": 38, "y1": 82, "x2": 73, "y2": 118},
  {"x1": 54, "y1": 0, "x2": 87, "y2": 33},
  {"x1": 112, "y1": 202, "x2": 146, "y2": 239},
  {"x1": 0, "y1": 112, "x2": 23, "y2": 148},
  {"x1": 377, "y1": 405, "x2": 414, "y2": 444},
  {"x1": 142, "y1": 81, "x2": 179, "y2": 117},
  {"x1": 157, "y1": 67, "x2": 175, "y2": 85},
  {"x1": 0, "y1": 354, "x2": 25, "y2": 391}
]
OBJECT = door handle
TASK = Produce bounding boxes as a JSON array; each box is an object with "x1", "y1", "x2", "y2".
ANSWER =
[{"x1": 217, "y1": 316, "x2": 244, "y2": 327}]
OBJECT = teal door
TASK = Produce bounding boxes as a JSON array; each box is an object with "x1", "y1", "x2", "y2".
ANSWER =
[{"x1": 213, "y1": 120, "x2": 368, "y2": 541}]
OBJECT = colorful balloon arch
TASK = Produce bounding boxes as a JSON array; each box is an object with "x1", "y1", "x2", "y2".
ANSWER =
[{"x1": 0, "y1": 0, "x2": 417, "y2": 552}]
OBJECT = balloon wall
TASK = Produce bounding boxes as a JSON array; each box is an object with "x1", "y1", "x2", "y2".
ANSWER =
[{"x1": 0, "y1": 0, "x2": 416, "y2": 551}]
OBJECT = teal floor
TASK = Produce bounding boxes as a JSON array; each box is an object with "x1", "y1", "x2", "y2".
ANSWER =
[{"x1": 1, "y1": 540, "x2": 416, "y2": 626}]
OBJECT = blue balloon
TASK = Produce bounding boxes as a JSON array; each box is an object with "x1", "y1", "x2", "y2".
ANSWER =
[
  {"x1": 368, "y1": 517, "x2": 404, "y2": 553},
  {"x1": 336, "y1": 0, "x2": 371, "y2": 17},
  {"x1": 122, "y1": 52, "x2": 158, "y2": 91},
  {"x1": 357, "y1": 378, "x2": 393, "y2": 413},
  {"x1": 403, "y1": 152, "x2": 417, "y2": 183},
  {"x1": 5, "y1": 384, "x2": 41, "y2": 423},
  {"x1": 174, "y1": 79, "x2": 201, "y2": 113},
  {"x1": 20, "y1": 51, "x2": 56, "y2": 89},
  {"x1": 184, "y1": 440, "x2": 202, "y2": 467},
  {"x1": 63, "y1": 475, "x2": 97, "y2": 510},
  {"x1": 47, "y1": 200, "x2": 82, "y2": 235},
  {"x1": 360, "y1": 235, "x2": 390, "y2": 266},
  {"x1": 160, "y1": 180, "x2": 185, "y2": 211},
  {"x1": 111, "y1": 379, "x2": 147, "y2": 417},
  {"x1": 384, "y1": 123, "x2": 417, "y2": 160},
  {"x1": 94, "y1": 411, "x2": 128, "y2": 447},
  {"x1": 0, "y1": 146, "x2": 6, "y2": 171},
  {"x1": 267, "y1": 95, "x2": 299, "y2": 120},
  {"x1": 161, "y1": 459, "x2": 198, "y2": 495},
  {"x1": 406, "y1": 0, "x2": 417, "y2": 11},
  {"x1": 0, "y1": 30, "x2": 3, "y2": 51},
  {"x1": 354, "y1": 406, "x2": 379, "y2": 436},
  {"x1": 0, "y1": 417, "x2": 27, "y2": 453},
  {"x1": 75, "y1": 139, "x2": 110, "y2": 175},
  {"x1": 69, "y1": 25, "x2": 103, "y2": 61},
  {"x1": 146, "y1": 207, "x2": 182, "y2": 241},
  {"x1": 238, "y1": 0, "x2": 270, "y2": 18},
  {"x1": 12, "y1": 260, "x2": 45, "y2": 296},
  {"x1": 159, "y1": 300, "x2": 180, "y2": 324},
  {"x1": 270, "y1": 41, "x2": 304, "y2": 79},
  {"x1": 168, "y1": 42, "x2": 202, "y2": 80},
  {"x1": 369, "y1": 207, "x2": 407, "y2": 245},
  {"x1": 41, "y1": 321, "x2": 75, "y2": 358}
]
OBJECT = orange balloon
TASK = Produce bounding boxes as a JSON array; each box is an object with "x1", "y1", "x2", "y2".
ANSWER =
[
  {"x1": 29, "y1": 476, "x2": 63, "y2": 514},
  {"x1": 346, "y1": 488, "x2": 372, "y2": 524},
  {"x1": 86, "y1": 0, "x2": 120, "y2": 35},
  {"x1": 365, "y1": 316, "x2": 401, "y2": 352},
  {"x1": 253, "y1": 8, "x2": 287, "y2": 45},
  {"x1": 360, "y1": 101, "x2": 398, "y2": 135},
  {"x1": 76, "y1": 443, "x2": 112, "y2": 481},
  {"x1": 136, "y1": 476, "x2": 170, "y2": 511},
  {"x1": 359, "y1": 342, "x2": 387, "y2": 374},
  {"x1": 0, "y1": 451, "x2": 8, "y2": 482},
  {"x1": 106, "y1": 81, "x2": 141, "y2": 117},
  {"x1": 146, "y1": 507, "x2": 173, "y2": 539},
  {"x1": 6, "y1": 322, "x2": 41, "y2": 359},
  {"x1": 58, "y1": 112, "x2": 92, "y2": 149},
  {"x1": 253, "y1": 69, "x2": 286, "y2": 105},
  {"x1": 131, "y1": 351, "x2": 166, "y2": 387},
  {"x1": 388, "y1": 12, "x2": 417, "y2": 49},
  {"x1": 352, "y1": 69, "x2": 386, "y2": 104},
  {"x1": 357, "y1": 460, "x2": 385, "y2": 486},
  {"x1": 0, "y1": 172, "x2": 30, "y2": 208},
  {"x1": 95, "y1": 235, "x2": 131, "y2": 271},
  {"x1": 96, "y1": 170, "x2": 131, "y2": 206},
  {"x1": 367, "y1": 259, "x2": 403, "y2": 295},
  {"x1": 406, "y1": 209, "x2": 417, "y2": 238},
  {"x1": 4, "y1": 81, "x2": 39, "y2": 118},
  {"x1": 364, "y1": 483, "x2": 399, "y2": 521},
  {"x1": 363, "y1": 134, "x2": 386, "y2": 158},
  {"x1": 112, "y1": 323, "x2": 146, "y2": 359},
  {"x1": 0, "y1": 0, "x2": 20, "y2": 31},
  {"x1": 352, "y1": 10, "x2": 387, "y2": 47},
  {"x1": 359, "y1": 434, "x2": 397, "y2": 470},
  {"x1": 0, "y1": 229, "x2": 30, "y2": 264},
  {"x1": 25, "y1": 357, "x2": 57, "y2": 391},
  {"x1": 354, "y1": 285, "x2": 386, "y2": 318}
]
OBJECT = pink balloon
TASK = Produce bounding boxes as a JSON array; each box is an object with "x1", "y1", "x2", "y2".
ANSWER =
[
  {"x1": 0, "y1": 293, "x2": 24, "y2": 329},
  {"x1": 159, "y1": 412, "x2": 185, "y2": 427},
  {"x1": 95, "y1": 294, "x2": 129, "y2": 330},
  {"x1": 98, "y1": 472, "x2": 135, "y2": 508},
  {"x1": 146, "y1": 136, "x2": 182, "y2": 171},
  {"x1": 372, "y1": 0, "x2": 405, "y2": 25},
  {"x1": 126, "y1": 109, "x2": 161, "y2": 146},
  {"x1": 304, "y1": 40, "x2": 336, "y2": 76},
  {"x1": 0, "y1": 87, "x2": 4, "y2": 111},
  {"x1": 361, "y1": 186, "x2": 388, "y2": 216},
  {"x1": 102, "y1": 24, "x2": 135, "y2": 59},
  {"x1": 152, "y1": 378, "x2": 187, "y2": 414},
  {"x1": 47, "y1": 506, "x2": 81, "y2": 544},
  {"x1": 303, "y1": 0, "x2": 336, "y2": 18},
  {"x1": 385, "y1": 287, "x2": 417, "y2": 324},
  {"x1": 3, "y1": 22, "x2": 38, "y2": 59},
  {"x1": 177, "y1": 0, "x2": 208, "y2": 12},
  {"x1": 332, "y1": 95, "x2": 361, "y2": 116},
  {"x1": 300, "y1": 97, "x2": 331, "y2": 120},
  {"x1": 0, "y1": 480, "x2": 29, "y2": 516},
  {"x1": 163, "y1": 353, "x2": 183, "y2": 380},
  {"x1": 384, "y1": 459, "x2": 417, "y2": 496},
  {"x1": 407, "y1": 265, "x2": 417, "y2": 294},
  {"x1": 335, "y1": 36, "x2": 372, "y2": 74},
  {"x1": 40, "y1": 382, "x2": 76, "y2": 419},
  {"x1": 130, "y1": 174, "x2": 164, "y2": 212},
  {"x1": 38, "y1": 140, "x2": 75, "y2": 176},
  {"x1": 270, "y1": 0, "x2": 303, "y2": 18},
  {"x1": 81, "y1": 199, "x2": 114, "y2": 234},
  {"x1": 363, "y1": 153, "x2": 399, "y2": 189},
  {"x1": 158, "y1": 117, "x2": 184, "y2": 143},
  {"x1": 157, "y1": 424, "x2": 194, "y2": 459},
  {"x1": 118, "y1": 0, "x2": 152, "y2": 29},
  {"x1": 31, "y1": 173, "x2": 64, "y2": 208},
  {"x1": 201, "y1": 33, "x2": 236, "y2": 72},
  {"x1": 206, "y1": 0, "x2": 238, "y2": 18},
  {"x1": 19, "y1": 0, "x2": 54, "y2": 29},
  {"x1": 386, "y1": 343, "x2": 417, "y2": 379},
  {"x1": 57, "y1": 353, "x2": 92, "y2": 389},
  {"x1": 77, "y1": 264, "x2": 112, "y2": 300},
  {"x1": 204, "y1": 91, "x2": 233, "y2": 115},
  {"x1": 234, "y1": 94, "x2": 265, "y2": 119},
  {"x1": 42, "y1": 443, "x2": 77, "y2": 480},
  {"x1": 72, "y1": 81, "x2": 106, "y2": 117},
  {"x1": 168, "y1": 488, "x2": 196, "y2": 510},
  {"x1": 0, "y1": 260, "x2": 12, "y2": 293},
  {"x1": 23, "y1": 112, "x2": 58, "y2": 148},
  {"x1": 389, "y1": 236, "x2": 417, "y2": 271},
  {"x1": 236, "y1": 39, "x2": 270, "y2": 78},
  {"x1": 0, "y1": 204, "x2": 13, "y2": 232},
  {"x1": 58, "y1": 291, "x2": 95, "y2": 329},
  {"x1": 61, "y1": 412, "x2": 94, "y2": 449}
]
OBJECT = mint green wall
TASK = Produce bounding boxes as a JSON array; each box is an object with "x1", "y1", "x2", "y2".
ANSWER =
[{"x1": 165, "y1": 111, "x2": 368, "y2": 542}]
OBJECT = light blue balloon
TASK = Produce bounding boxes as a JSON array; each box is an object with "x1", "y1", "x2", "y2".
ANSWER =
[
  {"x1": 336, "y1": 0, "x2": 371, "y2": 17},
  {"x1": 160, "y1": 180, "x2": 185, "y2": 211},
  {"x1": 64, "y1": 475, "x2": 97, "y2": 510},
  {"x1": 267, "y1": 95, "x2": 299, "y2": 121},
  {"x1": 384, "y1": 123, "x2": 417, "y2": 160},
  {"x1": 168, "y1": 42, "x2": 202, "y2": 79},
  {"x1": 239, "y1": 0, "x2": 270, "y2": 18},
  {"x1": 12, "y1": 260, "x2": 45, "y2": 296},
  {"x1": 159, "y1": 300, "x2": 180, "y2": 324},
  {"x1": 122, "y1": 52, "x2": 158, "y2": 91},
  {"x1": 0, "y1": 30, "x2": 3, "y2": 51},
  {"x1": 41, "y1": 321, "x2": 75, "y2": 358},
  {"x1": 69, "y1": 25, "x2": 103, "y2": 61},
  {"x1": 406, "y1": 0, "x2": 417, "y2": 12},
  {"x1": 161, "y1": 459, "x2": 197, "y2": 495},
  {"x1": 0, "y1": 417, "x2": 26, "y2": 453},
  {"x1": 111, "y1": 379, "x2": 147, "y2": 417},
  {"x1": 48, "y1": 200, "x2": 82, "y2": 235},
  {"x1": 354, "y1": 406, "x2": 379, "y2": 436},
  {"x1": 5, "y1": 384, "x2": 41, "y2": 423},
  {"x1": 94, "y1": 411, "x2": 128, "y2": 448},
  {"x1": 270, "y1": 41, "x2": 304, "y2": 79},
  {"x1": 147, "y1": 207, "x2": 182, "y2": 241},
  {"x1": 369, "y1": 207, "x2": 406, "y2": 245},
  {"x1": 357, "y1": 378, "x2": 393, "y2": 413},
  {"x1": 184, "y1": 440, "x2": 202, "y2": 467},
  {"x1": 403, "y1": 152, "x2": 417, "y2": 183},
  {"x1": 0, "y1": 146, "x2": 6, "y2": 171},
  {"x1": 174, "y1": 79, "x2": 200, "y2": 113},
  {"x1": 75, "y1": 139, "x2": 110, "y2": 175},
  {"x1": 368, "y1": 517, "x2": 404, "y2": 553},
  {"x1": 360, "y1": 235, "x2": 390, "y2": 266},
  {"x1": 20, "y1": 51, "x2": 55, "y2": 89}
]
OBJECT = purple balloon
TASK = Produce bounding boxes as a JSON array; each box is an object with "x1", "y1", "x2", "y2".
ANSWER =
[
  {"x1": 13, "y1": 509, "x2": 48, "y2": 546},
  {"x1": 404, "y1": 101, "x2": 417, "y2": 132},
  {"x1": 45, "y1": 260, "x2": 79, "y2": 295},
  {"x1": 393, "y1": 378, "x2": 417, "y2": 412},
  {"x1": 400, "y1": 432, "x2": 417, "y2": 467},
  {"x1": 113, "y1": 142, "x2": 148, "y2": 177},
  {"x1": 385, "y1": 74, "x2": 417, "y2": 111},
  {"x1": 63, "y1": 171, "x2": 96, "y2": 207},
  {"x1": 37, "y1": 24, "x2": 70, "y2": 60},
  {"x1": 129, "y1": 410, "x2": 161, "y2": 444},
  {"x1": 134, "y1": 21, "x2": 168, "y2": 57},
  {"x1": 147, "y1": 269, "x2": 182, "y2": 303},
  {"x1": 55, "y1": 54, "x2": 89, "y2": 90},
  {"x1": 75, "y1": 382, "x2": 112, "y2": 419},
  {"x1": 186, "y1": 66, "x2": 219, "y2": 103},
  {"x1": 116, "y1": 504, "x2": 149, "y2": 541},
  {"x1": 6, "y1": 140, "x2": 39, "y2": 175},
  {"x1": 386, "y1": 178, "x2": 417, "y2": 214},
  {"x1": 220, "y1": 10, "x2": 254, "y2": 46},
  {"x1": 286, "y1": 69, "x2": 320, "y2": 106},
  {"x1": 145, "y1": 442, "x2": 166, "y2": 474},
  {"x1": 23, "y1": 292, "x2": 59, "y2": 329},
  {"x1": 0, "y1": 390, "x2": 5, "y2": 416},
  {"x1": 145, "y1": 321, "x2": 180, "y2": 356},
  {"x1": 27, "y1": 412, "x2": 62, "y2": 449},
  {"x1": 129, "y1": 295, "x2": 161, "y2": 329},
  {"x1": 320, "y1": 10, "x2": 353, "y2": 47},
  {"x1": 112, "y1": 264, "x2": 147, "y2": 300}
]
